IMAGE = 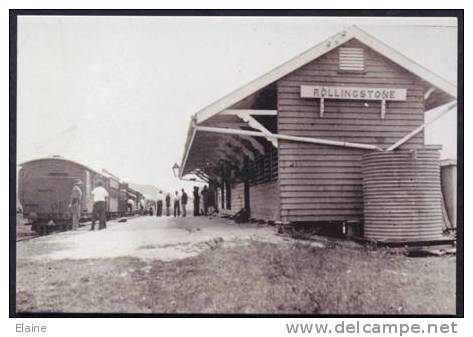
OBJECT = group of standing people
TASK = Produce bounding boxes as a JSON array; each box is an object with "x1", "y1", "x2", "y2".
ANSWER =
[
  {"x1": 193, "y1": 185, "x2": 211, "y2": 216},
  {"x1": 154, "y1": 185, "x2": 211, "y2": 218},
  {"x1": 155, "y1": 189, "x2": 189, "y2": 217},
  {"x1": 69, "y1": 180, "x2": 213, "y2": 231}
]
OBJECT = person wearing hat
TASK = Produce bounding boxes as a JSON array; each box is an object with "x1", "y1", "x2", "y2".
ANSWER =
[{"x1": 70, "y1": 179, "x2": 83, "y2": 230}]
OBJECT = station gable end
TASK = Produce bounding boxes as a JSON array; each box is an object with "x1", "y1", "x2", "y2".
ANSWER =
[{"x1": 276, "y1": 38, "x2": 428, "y2": 223}]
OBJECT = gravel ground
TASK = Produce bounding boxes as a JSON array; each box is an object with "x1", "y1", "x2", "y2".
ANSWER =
[
  {"x1": 15, "y1": 215, "x2": 456, "y2": 314},
  {"x1": 17, "y1": 215, "x2": 309, "y2": 261}
]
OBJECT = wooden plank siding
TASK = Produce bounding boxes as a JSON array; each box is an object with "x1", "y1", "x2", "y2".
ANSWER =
[
  {"x1": 276, "y1": 39, "x2": 427, "y2": 223},
  {"x1": 230, "y1": 182, "x2": 245, "y2": 212},
  {"x1": 228, "y1": 181, "x2": 280, "y2": 221},
  {"x1": 250, "y1": 181, "x2": 280, "y2": 221}
]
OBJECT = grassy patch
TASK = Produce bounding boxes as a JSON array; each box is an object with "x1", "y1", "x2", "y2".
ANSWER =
[{"x1": 16, "y1": 241, "x2": 455, "y2": 314}]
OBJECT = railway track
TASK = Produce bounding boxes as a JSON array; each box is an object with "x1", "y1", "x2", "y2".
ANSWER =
[
  {"x1": 16, "y1": 233, "x2": 40, "y2": 242},
  {"x1": 16, "y1": 214, "x2": 143, "y2": 242},
  {"x1": 16, "y1": 221, "x2": 92, "y2": 242}
]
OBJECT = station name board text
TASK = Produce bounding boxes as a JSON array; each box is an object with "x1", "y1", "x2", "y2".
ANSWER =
[{"x1": 300, "y1": 85, "x2": 407, "y2": 101}]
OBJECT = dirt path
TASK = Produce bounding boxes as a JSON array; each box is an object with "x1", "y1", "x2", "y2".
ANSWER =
[{"x1": 17, "y1": 215, "x2": 317, "y2": 261}]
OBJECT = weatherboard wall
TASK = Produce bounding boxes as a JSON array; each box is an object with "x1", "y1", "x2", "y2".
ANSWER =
[
  {"x1": 230, "y1": 182, "x2": 245, "y2": 212},
  {"x1": 229, "y1": 180, "x2": 280, "y2": 221},
  {"x1": 249, "y1": 181, "x2": 280, "y2": 221},
  {"x1": 276, "y1": 39, "x2": 427, "y2": 223}
]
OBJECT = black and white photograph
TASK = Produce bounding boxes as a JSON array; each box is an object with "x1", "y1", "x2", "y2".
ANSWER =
[{"x1": 10, "y1": 11, "x2": 462, "y2": 318}]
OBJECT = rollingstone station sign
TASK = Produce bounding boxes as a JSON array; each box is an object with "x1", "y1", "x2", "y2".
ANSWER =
[
  {"x1": 300, "y1": 85, "x2": 407, "y2": 101},
  {"x1": 300, "y1": 85, "x2": 407, "y2": 118}
]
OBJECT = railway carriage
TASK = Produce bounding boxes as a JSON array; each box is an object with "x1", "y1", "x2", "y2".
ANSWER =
[{"x1": 18, "y1": 156, "x2": 129, "y2": 234}]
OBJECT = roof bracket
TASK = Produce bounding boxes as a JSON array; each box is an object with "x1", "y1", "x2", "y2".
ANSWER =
[
  {"x1": 387, "y1": 101, "x2": 457, "y2": 151},
  {"x1": 240, "y1": 136, "x2": 265, "y2": 156},
  {"x1": 236, "y1": 112, "x2": 278, "y2": 148},
  {"x1": 424, "y1": 87, "x2": 436, "y2": 100},
  {"x1": 224, "y1": 136, "x2": 255, "y2": 160}
]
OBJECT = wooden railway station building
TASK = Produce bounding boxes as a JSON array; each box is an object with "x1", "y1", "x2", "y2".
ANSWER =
[{"x1": 179, "y1": 26, "x2": 457, "y2": 236}]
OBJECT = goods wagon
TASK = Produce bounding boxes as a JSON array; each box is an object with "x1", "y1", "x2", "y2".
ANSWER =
[{"x1": 18, "y1": 156, "x2": 127, "y2": 234}]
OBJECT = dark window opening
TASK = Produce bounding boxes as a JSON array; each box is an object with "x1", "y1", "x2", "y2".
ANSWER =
[
  {"x1": 248, "y1": 142, "x2": 278, "y2": 185},
  {"x1": 48, "y1": 172, "x2": 69, "y2": 177}
]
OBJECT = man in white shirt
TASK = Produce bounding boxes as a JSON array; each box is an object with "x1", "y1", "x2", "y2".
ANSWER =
[
  {"x1": 91, "y1": 181, "x2": 109, "y2": 230},
  {"x1": 139, "y1": 197, "x2": 146, "y2": 215},
  {"x1": 127, "y1": 198, "x2": 134, "y2": 214},
  {"x1": 173, "y1": 191, "x2": 180, "y2": 217}
]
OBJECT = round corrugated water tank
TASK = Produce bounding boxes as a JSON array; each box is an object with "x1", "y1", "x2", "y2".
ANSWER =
[
  {"x1": 440, "y1": 159, "x2": 457, "y2": 229},
  {"x1": 362, "y1": 148, "x2": 443, "y2": 242}
]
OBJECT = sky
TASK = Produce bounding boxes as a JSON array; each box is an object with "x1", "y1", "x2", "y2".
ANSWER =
[{"x1": 16, "y1": 16, "x2": 458, "y2": 192}]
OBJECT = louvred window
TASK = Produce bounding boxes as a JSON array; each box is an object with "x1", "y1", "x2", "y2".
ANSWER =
[{"x1": 339, "y1": 47, "x2": 365, "y2": 72}]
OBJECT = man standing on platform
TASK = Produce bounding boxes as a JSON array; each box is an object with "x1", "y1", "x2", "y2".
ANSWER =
[
  {"x1": 181, "y1": 189, "x2": 188, "y2": 217},
  {"x1": 193, "y1": 186, "x2": 200, "y2": 216},
  {"x1": 91, "y1": 181, "x2": 109, "y2": 230},
  {"x1": 70, "y1": 180, "x2": 83, "y2": 230},
  {"x1": 156, "y1": 190, "x2": 163, "y2": 217},
  {"x1": 202, "y1": 185, "x2": 209, "y2": 216},
  {"x1": 139, "y1": 197, "x2": 145, "y2": 215},
  {"x1": 165, "y1": 193, "x2": 171, "y2": 216},
  {"x1": 127, "y1": 198, "x2": 134, "y2": 214},
  {"x1": 173, "y1": 191, "x2": 180, "y2": 217}
]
